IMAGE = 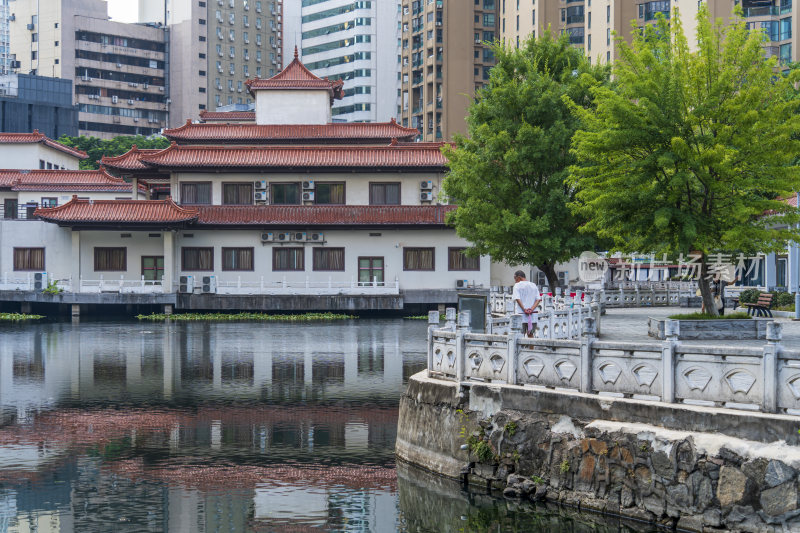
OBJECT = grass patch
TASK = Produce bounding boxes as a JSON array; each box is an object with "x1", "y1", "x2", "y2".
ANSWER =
[
  {"x1": 404, "y1": 313, "x2": 446, "y2": 320},
  {"x1": 0, "y1": 313, "x2": 44, "y2": 321},
  {"x1": 136, "y1": 312, "x2": 356, "y2": 322},
  {"x1": 667, "y1": 312, "x2": 751, "y2": 320}
]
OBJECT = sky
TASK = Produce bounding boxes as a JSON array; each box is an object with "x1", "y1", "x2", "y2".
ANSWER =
[{"x1": 107, "y1": 0, "x2": 139, "y2": 23}]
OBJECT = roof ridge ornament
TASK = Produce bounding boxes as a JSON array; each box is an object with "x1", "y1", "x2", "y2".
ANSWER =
[{"x1": 294, "y1": 45, "x2": 299, "y2": 60}]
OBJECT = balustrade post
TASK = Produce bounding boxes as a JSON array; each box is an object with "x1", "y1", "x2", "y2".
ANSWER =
[
  {"x1": 455, "y1": 310, "x2": 470, "y2": 382},
  {"x1": 548, "y1": 310, "x2": 555, "y2": 340},
  {"x1": 567, "y1": 305, "x2": 573, "y2": 338},
  {"x1": 427, "y1": 310, "x2": 440, "y2": 378},
  {"x1": 763, "y1": 322, "x2": 782, "y2": 413},
  {"x1": 662, "y1": 319, "x2": 679, "y2": 403},
  {"x1": 507, "y1": 315, "x2": 522, "y2": 385},
  {"x1": 580, "y1": 317, "x2": 596, "y2": 393},
  {"x1": 141, "y1": 275, "x2": 145, "y2": 288},
  {"x1": 445, "y1": 307, "x2": 456, "y2": 330}
]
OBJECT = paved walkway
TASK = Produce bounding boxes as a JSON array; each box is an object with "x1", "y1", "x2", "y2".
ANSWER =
[{"x1": 599, "y1": 306, "x2": 800, "y2": 347}]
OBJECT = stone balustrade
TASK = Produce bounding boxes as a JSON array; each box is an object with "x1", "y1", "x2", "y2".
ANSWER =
[{"x1": 426, "y1": 312, "x2": 800, "y2": 415}]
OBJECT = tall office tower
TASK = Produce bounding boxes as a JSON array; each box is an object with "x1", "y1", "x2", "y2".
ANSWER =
[
  {"x1": 144, "y1": 0, "x2": 283, "y2": 127},
  {"x1": 397, "y1": 0, "x2": 500, "y2": 142},
  {"x1": 8, "y1": 0, "x2": 168, "y2": 138},
  {"x1": 502, "y1": 0, "x2": 795, "y2": 66},
  {"x1": 282, "y1": 0, "x2": 399, "y2": 122},
  {"x1": 0, "y1": 0, "x2": 10, "y2": 75}
]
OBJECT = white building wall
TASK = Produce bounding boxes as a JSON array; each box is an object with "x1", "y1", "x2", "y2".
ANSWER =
[
  {"x1": 0, "y1": 221, "x2": 72, "y2": 279},
  {"x1": 0, "y1": 144, "x2": 83, "y2": 170},
  {"x1": 255, "y1": 90, "x2": 332, "y2": 125},
  {"x1": 79, "y1": 230, "x2": 166, "y2": 282}
]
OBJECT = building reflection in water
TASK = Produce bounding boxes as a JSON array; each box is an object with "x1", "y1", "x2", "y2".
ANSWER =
[{"x1": 0, "y1": 319, "x2": 425, "y2": 532}]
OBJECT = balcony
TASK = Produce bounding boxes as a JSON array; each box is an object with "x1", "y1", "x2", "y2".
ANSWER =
[{"x1": 744, "y1": 5, "x2": 781, "y2": 16}]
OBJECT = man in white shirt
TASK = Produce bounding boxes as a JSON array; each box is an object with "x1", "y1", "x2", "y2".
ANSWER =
[{"x1": 512, "y1": 270, "x2": 542, "y2": 337}]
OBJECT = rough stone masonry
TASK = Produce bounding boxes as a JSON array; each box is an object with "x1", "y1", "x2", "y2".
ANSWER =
[{"x1": 396, "y1": 373, "x2": 800, "y2": 533}]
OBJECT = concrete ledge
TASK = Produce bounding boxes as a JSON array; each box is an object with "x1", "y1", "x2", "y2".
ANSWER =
[
  {"x1": 648, "y1": 316, "x2": 770, "y2": 340},
  {"x1": 176, "y1": 293, "x2": 404, "y2": 311},
  {"x1": 0, "y1": 290, "x2": 176, "y2": 305}
]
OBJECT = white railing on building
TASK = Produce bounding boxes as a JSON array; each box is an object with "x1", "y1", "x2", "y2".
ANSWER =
[
  {"x1": 426, "y1": 311, "x2": 800, "y2": 415},
  {"x1": 209, "y1": 276, "x2": 400, "y2": 296}
]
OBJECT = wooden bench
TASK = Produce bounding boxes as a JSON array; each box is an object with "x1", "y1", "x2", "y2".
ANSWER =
[{"x1": 743, "y1": 292, "x2": 773, "y2": 317}]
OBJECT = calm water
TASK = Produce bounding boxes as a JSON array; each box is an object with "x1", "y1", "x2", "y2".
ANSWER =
[{"x1": 0, "y1": 319, "x2": 645, "y2": 532}]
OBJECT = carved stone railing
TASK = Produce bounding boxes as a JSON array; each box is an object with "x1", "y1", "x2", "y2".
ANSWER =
[
  {"x1": 426, "y1": 312, "x2": 800, "y2": 415},
  {"x1": 491, "y1": 287, "x2": 693, "y2": 310}
]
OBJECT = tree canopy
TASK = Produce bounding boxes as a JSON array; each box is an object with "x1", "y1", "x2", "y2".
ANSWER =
[
  {"x1": 57, "y1": 135, "x2": 170, "y2": 170},
  {"x1": 442, "y1": 32, "x2": 609, "y2": 289},
  {"x1": 567, "y1": 7, "x2": 800, "y2": 314}
]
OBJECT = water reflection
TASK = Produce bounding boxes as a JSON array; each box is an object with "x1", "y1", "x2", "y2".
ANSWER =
[{"x1": 1, "y1": 319, "x2": 652, "y2": 532}]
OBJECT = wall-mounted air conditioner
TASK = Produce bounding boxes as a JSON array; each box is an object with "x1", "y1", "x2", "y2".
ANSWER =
[
  {"x1": 254, "y1": 191, "x2": 267, "y2": 202},
  {"x1": 420, "y1": 180, "x2": 433, "y2": 190},
  {"x1": 456, "y1": 279, "x2": 469, "y2": 288},
  {"x1": 276, "y1": 232, "x2": 291, "y2": 242},
  {"x1": 33, "y1": 272, "x2": 47, "y2": 290},
  {"x1": 111, "y1": 95, "x2": 118, "y2": 103},
  {"x1": 179, "y1": 275, "x2": 194, "y2": 293},
  {"x1": 201, "y1": 275, "x2": 217, "y2": 293},
  {"x1": 260, "y1": 232, "x2": 274, "y2": 242},
  {"x1": 309, "y1": 232, "x2": 324, "y2": 242},
  {"x1": 292, "y1": 232, "x2": 307, "y2": 241},
  {"x1": 302, "y1": 191, "x2": 315, "y2": 202},
  {"x1": 420, "y1": 191, "x2": 433, "y2": 202},
  {"x1": 302, "y1": 180, "x2": 315, "y2": 190},
  {"x1": 254, "y1": 180, "x2": 267, "y2": 190}
]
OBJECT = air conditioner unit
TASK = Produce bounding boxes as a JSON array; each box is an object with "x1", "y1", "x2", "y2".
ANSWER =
[
  {"x1": 292, "y1": 231, "x2": 307, "y2": 241},
  {"x1": 420, "y1": 191, "x2": 433, "y2": 202},
  {"x1": 201, "y1": 275, "x2": 217, "y2": 293},
  {"x1": 254, "y1": 191, "x2": 267, "y2": 202},
  {"x1": 302, "y1": 191, "x2": 315, "y2": 202},
  {"x1": 159, "y1": 87, "x2": 165, "y2": 92},
  {"x1": 26, "y1": 23, "x2": 34, "y2": 30},
  {"x1": 276, "y1": 232, "x2": 291, "y2": 242},
  {"x1": 302, "y1": 180, "x2": 314, "y2": 190},
  {"x1": 456, "y1": 279, "x2": 469, "y2": 288},
  {"x1": 116, "y1": 62, "x2": 122, "y2": 68},
  {"x1": 420, "y1": 180, "x2": 433, "y2": 190},
  {"x1": 133, "y1": 117, "x2": 139, "y2": 122},
  {"x1": 112, "y1": 95, "x2": 118, "y2": 103},
  {"x1": 179, "y1": 275, "x2": 194, "y2": 293},
  {"x1": 309, "y1": 232, "x2": 324, "y2": 242},
  {"x1": 128, "y1": 99, "x2": 134, "y2": 104},
  {"x1": 260, "y1": 232, "x2": 274, "y2": 242},
  {"x1": 33, "y1": 272, "x2": 47, "y2": 290},
  {"x1": 143, "y1": 83, "x2": 149, "y2": 89},
  {"x1": 254, "y1": 180, "x2": 267, "y2": 190}
]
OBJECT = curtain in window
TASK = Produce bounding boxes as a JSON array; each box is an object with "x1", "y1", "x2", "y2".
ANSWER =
[
  {"x1": 317, "y1": 183, "x2": 345, "y2": 204},
  {"x1": 222, "y1": 247, "x2": 254, "y2": 270},
  {"x1": 183, "y1": 248, "x2": 214, "y2": 270},
  {"x1": 313, "y1": 248, "x2": 344, "y2": 271},
  {"x1": 181, "y1": 183, "x2": 211, "y2": 204},
  {"x1": 448, "y1": 248, "x2": 480, "y2": 270},
  {"x1": 370, "y1": 183, "x2": 400, "y2": 205},
  {"x1": 271, "y1": 183, "x2": 301, "y2": 205},
  {"x1": 223, "y1": 183, "x2": 253, "y2": 205},
  {"x1": 94, "y1": 248, "x2": 126, "y2": 271},
  {"x1": 13, "y1": 248, "x2": 44, "y2": 271},
  {"x1": 404, "y1": 248, "x2": 434, "y2": 270},
  {"x1": 273, "y1": 248, "x2": 304, "y2": 270}
]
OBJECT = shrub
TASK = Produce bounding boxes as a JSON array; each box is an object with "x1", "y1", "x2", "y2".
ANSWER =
[
  {"x1": 738, "y1": 289, "x2": 761, "y2": 304},
  {"x1": 777, "y1": 292, "x2": 795, "y2": 308},
  {"x1": 471, "y1": 440, "x2": 495, "y2": 463}
]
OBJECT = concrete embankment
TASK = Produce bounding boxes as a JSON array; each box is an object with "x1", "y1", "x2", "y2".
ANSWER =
[{"x1": 396, "y1": 372, "x2": 800, "y2": 532}]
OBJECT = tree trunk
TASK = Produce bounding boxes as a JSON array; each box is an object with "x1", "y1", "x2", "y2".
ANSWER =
[
  {"x1": 698, "y1": 259, "x2": 719, "y2": 316},
  {"x1": 538, "y1": 262, "x2": 559, "y2": 292}
]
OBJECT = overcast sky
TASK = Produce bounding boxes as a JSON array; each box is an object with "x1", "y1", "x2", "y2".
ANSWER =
[{"x1": 107, "y1": 0, "x2": 139, "y2": 23}]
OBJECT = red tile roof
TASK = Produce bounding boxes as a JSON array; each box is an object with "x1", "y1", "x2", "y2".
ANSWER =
[
  {"x1": 114, "y1": 143, "x2": 448, "y2": 170},
  {"x1": 163, "y1": 119, "x2": 419, "y2": 144},
  {"x1": 786, "y1": 194, "x2": 799, "y2": 208},
  {"x1": 0, "y1": 169, "x2": 143, "y2": 192},
  {"x1": 0, "y1": 131, "x2": 88, "y2": 159},
  {"x1": 35, "y1": 197, "x2": 199, "y2": 225},
  {"x1": 34, "y1": 200, "x2": 455, "y2": 227},
  {"x1": 245, "y1": 48, "x2": 344, "y2": 101},
  {"x1": 195, "y1": 204, "x2": 456, "y2": 226},
  {"x1": 99, "y1": 146, "x2": 163, "y2": 170},
  {"x1": 197, "y1": 110, "x2": 256, "y2": 122}
]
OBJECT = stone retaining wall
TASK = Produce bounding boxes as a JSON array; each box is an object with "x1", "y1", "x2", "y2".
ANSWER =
[
  {"x1": 648, "y1": 317, "x2": 771, "y2": 340},
  {"x1": 396, "y1": 372, "x2": 800, "y2": 532}
]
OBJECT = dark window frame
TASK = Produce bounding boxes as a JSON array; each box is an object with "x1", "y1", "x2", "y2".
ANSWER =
[
  {"x1": 403, "y1": 247, "x2": 436, "y2": 271},
  {"x1": 94, "y1": 247, "x2": 127, "y2": 272},
  {"x1": 314, "y1": 181, "x2": 346, "y2": 205},
  {"x1": 369, "y1": 182, "x2": 401, "y2": 205},
  {"x1": 222, "y1": 182, "x2": 254, "y2": 205},
  {"x1": 180, "y1": 181, "x2": 212, "y2": 205},
  {"x1": 222, "y1": 247, "x2": 255, "y2": 271},
  {"x1": 270, "y1": 182, "x2": 302, "y2": 205},
  {"x1": 13, "y1": 247, "x2": 45, "y2": 271},
  {"x1": 448, "y1": 247, "x2": 481, "y2": 271},
  {"x1": 181, "y1": 247, "x2": 214, "y2": 271},
  {"x1": 141, "y1": 255, "x2": 165, "y2": 281},
  {"x1": 312, "y1": 247, "x2": 345, "y2": 271},
  {"x1": 272, "y1": 247, "x2": 305, "y2": 271}
]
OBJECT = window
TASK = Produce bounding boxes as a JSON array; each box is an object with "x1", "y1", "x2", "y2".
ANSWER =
[
  {"x1": 40, "y1": 197, "x2": 57, "y2": 208},
  {"x1": 223, "y1": 183, "x2": 253, "y2": 204},
  {"x1": 199, "y1": 18, "x2": 206, "y2": 24},
  {"x1": 315, "y1": 183, "x2": 345, "y2": 204},
  {"x1": 200, "y1": 35, "x2": 207, "y2": 42},
  {"x1": 46, "y1": 162, "x2": 52, "y2": 169},
  {"x1": 358, "y1": 257, "x2": 384, "y2": 284},
  {"x1": 270, "y1": 183, "x2": 301, "y2": 204},
  {"x1": 273, "y1": 248, "x2": 304, "y2": 271},
  {"x1": 4, "y1": 199, "x2": 18, "y2": 219},
  {"x1": 607, "y1": 5, "x2": 610, "y2": 22},
  {"x1": 142, "y1": 256, "x2": 164, "y2": 281},
  {"x1": 13, "y1": 248, "x2": 44, "y2": 271},
  {"x1": 403, "y1": 248, "x2": 435, "y2": 271},
  {"x1": 313, "y1": 248, "x2": 345, "y2": 271},
  {"x1": 182, "y1": 247, "x2": 214, "y2": 270},
  {"x1": 369, "y1": 182, "x2": 400, "y2": 205},
  {"x1": 94, "y1": 247, "x2": 127, "y2": 271},
  {"x1": 483, "y1": 13, "x2": 495, "y2": 26},
  {"x1": 448, "y1": 248, "x2": 480, "y2": 271},
  {"x1": 222, "y1": 247, "x2": 254, "y2": 271},
  {"x1": 32, "y1": 33, "x2": 38, "y2": 42},
  {"x1": 181, "y1": 182, "x2": 212, "y2": 204},
  {"x1": 39, "y1": 159, "x2": 45, "y2": 169}
]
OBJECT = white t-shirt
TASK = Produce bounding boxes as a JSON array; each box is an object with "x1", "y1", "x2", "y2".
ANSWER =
[{"x1": 512, "y1": 280, "x2": 541, "y2": 314}]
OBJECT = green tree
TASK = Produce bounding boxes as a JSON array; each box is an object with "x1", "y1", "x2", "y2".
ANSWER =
[
  {"x1": 442, "y1": 32, "x2": 609, "y2": 289},
  {"x1": 57, "y1": 135, "x2": 170, "y2": 170},
  {"x1": 568, "y1": 8, "x2": 800, "y2": 315}
]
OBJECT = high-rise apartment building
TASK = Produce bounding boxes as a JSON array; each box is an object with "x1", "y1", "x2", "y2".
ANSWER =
[
  {"x1": 0, "y1": 0, "x2": 10, "y2": 75},
  {"x1": 8, "y1": 0, "x2": 168, "y2": 138},
  {"x1": 398, "y1": 0, "x2": 500, "y2": 141},
  {"x1": 141, "y1": 0, "x2": 283, "y2": 127},
  {"x1": 282, "y1": 0, "x2": 399, "y2": 122},
  {"x1": 501, "y1": 0, "x2": 795, "y2": 66}
]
